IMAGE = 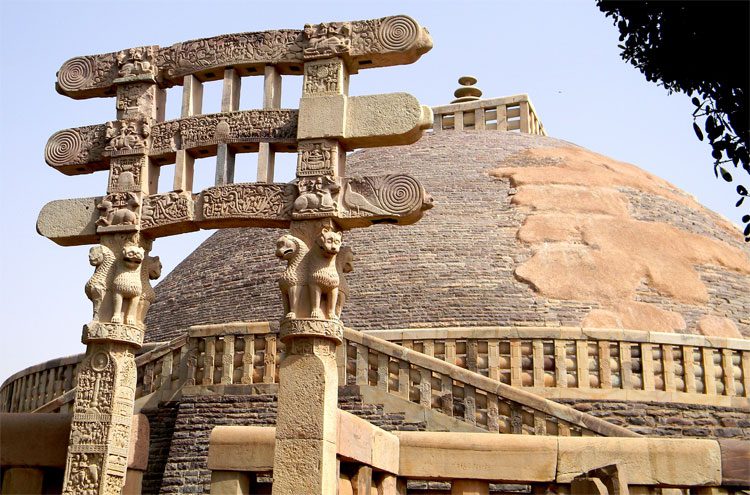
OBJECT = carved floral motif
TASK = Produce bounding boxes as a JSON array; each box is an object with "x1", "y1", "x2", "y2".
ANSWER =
[
  {"x1": 280, "y1": 318, "x2": 344, "y2": 343},
  {"x1": 57, "y1": 54, "x2": 117, "y2": 93},
  {"x1": 340, "y1": 174, "x2": 426, "y2": 217},
  {"x1": 83, "y1": 322, "x2": 144, "y2": 346},
  {"x1": 45, "y1": 125, "x2": 107, "y2": 168}
]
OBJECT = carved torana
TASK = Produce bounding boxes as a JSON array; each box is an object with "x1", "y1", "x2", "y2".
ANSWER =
[{"x1": 40, "y1": 16, "x2": 434, "y2": 495}]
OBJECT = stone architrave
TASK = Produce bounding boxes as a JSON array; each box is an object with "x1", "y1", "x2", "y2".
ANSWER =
[{"x1": 39, "y1": 16, "x2": 433, "y2": 495}]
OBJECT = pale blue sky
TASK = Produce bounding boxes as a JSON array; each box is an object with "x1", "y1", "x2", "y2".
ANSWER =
[{"x1": 0, "y1": 0, "x2": 743, "y2": 381}]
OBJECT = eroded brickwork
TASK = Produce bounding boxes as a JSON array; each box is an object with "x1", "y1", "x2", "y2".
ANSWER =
[
  {"x1": 561, "y1": 399, "x2": 750, "y2": 439},
  {"x1": 141, "y1": 389, "x2": 425, "y2": 493},
  {"x1": 146, "y1": 131, "x2": 749, "y2": 343}
]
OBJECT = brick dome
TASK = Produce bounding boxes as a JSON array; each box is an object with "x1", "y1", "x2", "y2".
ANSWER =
[{"x1": 145, "y1": 131, "x2": 750, "y2": 343}]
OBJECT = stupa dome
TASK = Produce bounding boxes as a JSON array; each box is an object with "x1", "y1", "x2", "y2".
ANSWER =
[{"x1": 145, "y1": 130, "x2": 750, "y2": 343}]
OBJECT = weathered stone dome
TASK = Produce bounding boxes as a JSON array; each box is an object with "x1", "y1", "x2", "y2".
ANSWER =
[{"x1": 146, "y1": 130, "x2": 750, "y2": 343}]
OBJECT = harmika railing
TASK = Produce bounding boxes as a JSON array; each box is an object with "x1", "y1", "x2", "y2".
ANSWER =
[{"x1": 431, "y1": 94, "x2": 546, "y2": 135}]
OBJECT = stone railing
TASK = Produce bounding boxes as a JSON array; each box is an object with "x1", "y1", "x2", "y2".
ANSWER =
[
  {"x1": 369, "y1": 326, "x2": 750, "y2": 408},
  {"x1": 4, "y1": 324, "x2": 747, "y2": 415},
  {"x1": 431, "y1": 94, "x2": 546, "y2": 135},
  {"x1": 0, "y1": 354, "x2": 80, "y2": 413},
  {"x1": 341, "y1": 329, "x2": 635, "y2": 437}
]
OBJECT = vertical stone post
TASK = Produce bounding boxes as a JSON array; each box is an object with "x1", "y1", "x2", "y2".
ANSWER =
[
  {"x1": 62, "y1": 47, "x2": 162, "y2": 495},
  {"x1": 272, "y1": 48, "x2": 350, "y2": 494}
]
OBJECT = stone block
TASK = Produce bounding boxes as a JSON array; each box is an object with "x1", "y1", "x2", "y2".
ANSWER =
[
  {"x1": 128, "y1": 414, "x2": 150, "y2": 470},
  {"x1": 210, "y1": 471, "x2": 251, "y2": 495},
  {"x1": 0, "y1": 413, "x2": 71, "y2": 468},
  {"x1": 395, "y1": 432, "x2": 556, "y2": 482},
  {"x1": 556, "y1": 437, "x2": 721, "y2": 485},
  {"x1": 207, "y1": 426, "x2": 275, "y2": 471}
]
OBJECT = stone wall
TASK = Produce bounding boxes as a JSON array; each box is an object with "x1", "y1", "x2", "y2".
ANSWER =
[
  {"x1": 560, "y1": 399, "x2": 750, "y2": 439},
  {"x1": 141, "y1": 389, "x2": 423, "y2": 494}
]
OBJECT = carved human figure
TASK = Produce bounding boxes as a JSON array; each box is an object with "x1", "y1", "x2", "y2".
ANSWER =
[
  {"x1": 308, "y1": 226, "x2": 342, "y2": 319},
  {"x1": 275, "y1": 234, "x2": 308, "y2": 319},
  {"x1": 85, "y1": 245, "x2": 115, "y2": 321},
  {"x1": 111, "y1": 245, "x2": 145, "y2": 325},
  {"x1": 304, "y1": 22, "x2": 351, "y2": 56},
  {"x1": 137, "y1": 255, "x2": 162, "y2": 322},
  {"x1": 335, "y1": 246, "x2": 354, "y2": 319}
]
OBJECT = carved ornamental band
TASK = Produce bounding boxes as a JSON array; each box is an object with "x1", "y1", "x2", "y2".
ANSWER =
[{"x1": 56, "y1": 16, "x2": 432, "y2": 98}]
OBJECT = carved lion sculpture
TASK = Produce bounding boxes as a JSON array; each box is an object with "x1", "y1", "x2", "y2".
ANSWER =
[
  {"x1": 85, "y1": 245, "x2": 115, "y2": 321},
  {"x1": 308, "y1": 227, "x2": 342, "y2": 319},
  {"x1": 137, "y1": 255, "x2": 162, "y2": 322},
  {"x1": 276, "y1": 234, "x2": 308, "y2": 319},
  {"x1": 335, "y1": 246, "x2": 354, "y2": 319},
  {"x1": 111, "y1": 245, "x2": 145, "y2": 325}
]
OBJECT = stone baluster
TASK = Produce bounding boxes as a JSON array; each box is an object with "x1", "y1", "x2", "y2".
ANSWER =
[
  {"x1": 555, "y1": 340, "x2": 568, "y2": 388},
  {"x1": 215, "y1": 68, "x2": 242, "y2": 186},
  {"x1": 221, "y1": 335, "x2": 235, "y2": 385},
  {"x1": 663, "y1": 344, "x2": 676, "y2": 393},
  {"x1": 532, "y1": 340, "x2": 545, "y2": 387},
  {"x1": 174, "y1": 75, "x2": 202, "y2": 192},
  {"x1": 702, "y1": 347, "x2": 717, "y2": 395},
  {"x1": 488, "y1": 339, "x2": 500, "y2": 381},
  {"x1": 722, "y1": 349, "x2": 736, "y2": 397},
  {"x1": 452, "y1": 480, "x2": 490, "y2": 495},
  {"x1": 203, "y1": 336, "x2": 216, "y2": 385},
  {"x1": 377, "y1": 353, "x2": 389, "y2": 390},
  {"x1": 241, "y1": 336, "x2": 255, "y2": 384},
  {"x1": 441, "y1": 374, "x2": 454, "y2": 416},
  {"x1": 510, "y1": 340, "x2": 522, "y2": 387},
  {"x1": 742, "y1": 351, "x2": 750, "y2": 398},
  {"x1": 639, "y1": 343, "x2": 654, "y2": 391},
  {"x1": 576, "y1": 341, "x2": 590, "y2": 389},
  {"x1": 257, "y1": 65, "x2": 282, "y2": 182},
  {"x1": 355, "y1": 343, "x2": 369, "y2": 385},
  {"x1": 598, "y1": 341, "x2": 612, "y2": 389}
]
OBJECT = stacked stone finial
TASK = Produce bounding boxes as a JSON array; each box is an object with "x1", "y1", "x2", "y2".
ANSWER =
[
  {"x1": 452, "y1": 75, "x2": 483, "y2": 103},
  {"x1": 39, "y1": 15, "x2": 433, "y2": 495}
]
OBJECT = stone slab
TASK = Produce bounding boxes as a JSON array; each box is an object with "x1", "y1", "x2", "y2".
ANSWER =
[
  {"x1": 207, "y1": 426, "x2": 275, "y2": 471},
  {"x1": 556, "y1": 437, "x2": 722, "y2": 485},
  {"x1": 395, "y1": 431, "x2": 557, "y2": 482}
]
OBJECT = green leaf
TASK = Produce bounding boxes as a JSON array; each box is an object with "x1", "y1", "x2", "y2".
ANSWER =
[
  {"x1": 744, "y1": 224, "x2": 750, "y2": 236},
  {"x1": 738, "y1": 185, "x2": 748, "y2": 195},
  {"x1": 720, "y1": 168, "x2": 733, "y2": 182},
  {"x1": 737, "y1": 197, "x2": 745, "y2": 207},
  {"x1": 691, "y1": 97, "x2": 701, "y2": 106},
  {"x1": 693, "y1": 122, "x2": 704, "y2": 141},
  {"x1": 742, "y1": 214, "x2": 750, "y2": 222}
]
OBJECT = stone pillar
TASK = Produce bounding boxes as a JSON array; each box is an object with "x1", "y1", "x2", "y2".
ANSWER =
[
  {"x1": 272, "y1": 320, "x2": 343, "y2": 494},
  {"x1": 63, "y1": 51, "x2": 162, "y2": 495}
]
